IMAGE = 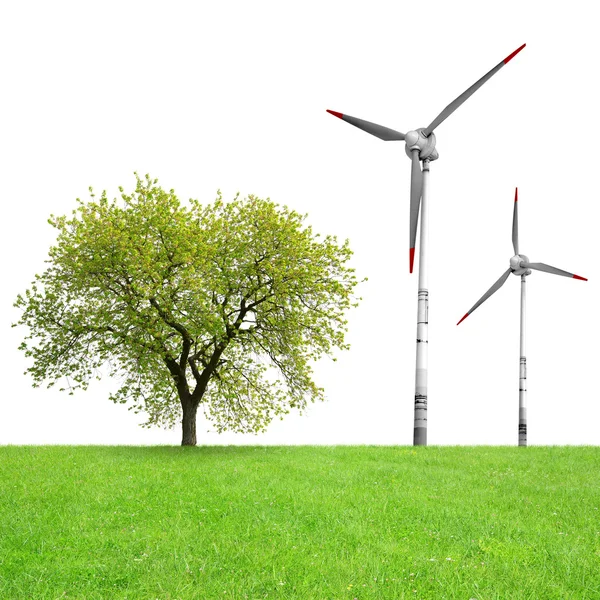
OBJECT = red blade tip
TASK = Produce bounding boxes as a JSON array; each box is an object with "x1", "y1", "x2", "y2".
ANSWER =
[
  {"x1": 515, "y1": 187, "x2": 518, "y2": 202},
  {"x1": 409, "y1": 247, "x2": 415, "y2": 273},
  {"x1": 573, "y1": 275, "x2": 588, "y2": 281},
  {"x1": 503, "y1": 43, "x2": 526, "y2": 64},
  {"x1": 326, "y1": 109, "x2": 343, "y2": 119},
  {"x1": 457, "y1": 313, "x2": 469, "y2": 326}
]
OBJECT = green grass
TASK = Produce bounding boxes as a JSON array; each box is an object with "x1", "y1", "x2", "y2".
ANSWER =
[{"x1": 1, "y1": 446, "x2": 599, "y2": 599}]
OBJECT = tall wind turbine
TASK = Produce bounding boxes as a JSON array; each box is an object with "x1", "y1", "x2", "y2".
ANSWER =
[
  {"x1": 326, "y1": 44, "x2": 525, "y2": 445},
  {"x1": 457, "y1": 188, "x2": 587, "y2": 446}
]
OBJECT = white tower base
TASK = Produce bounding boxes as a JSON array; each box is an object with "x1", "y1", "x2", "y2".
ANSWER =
[
  {"x1": 413, "y1": 160, "x2": 430, "y2": 446},
  {"x1": 519, "y1": 274, "x2": 527, "y2": 446}
]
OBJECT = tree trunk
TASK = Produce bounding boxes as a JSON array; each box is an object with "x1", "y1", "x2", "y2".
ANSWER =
[{"x1": 181, "y1": 400, "x2": 199, "y2": 446}]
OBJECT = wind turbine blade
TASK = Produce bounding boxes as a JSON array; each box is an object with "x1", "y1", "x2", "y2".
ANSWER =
[
  {"x1": 521, "y1": 262, "x2": 588, "y2": 280},
  {"x1": 512, "y1": 187, "x2": 519, "y2": 255},
  {"x1": 423, "y1": 44, "x2": 526, "y2": 137},
  {"x1": 409, "y1": 149, "x2": 422, "y2": 273},
  {"x1": 457, "y1": 268, "x2": 512, "y2": 325},
  {"x1": 326, "y1": 110, "x2": 405, "y2": 141}
]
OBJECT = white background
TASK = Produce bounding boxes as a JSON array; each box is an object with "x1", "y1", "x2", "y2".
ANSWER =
[{"x1": 1, "y1": 1, "x2": 598, "y2": 445}]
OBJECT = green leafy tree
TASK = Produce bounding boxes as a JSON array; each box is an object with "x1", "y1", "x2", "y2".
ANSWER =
[{"x1": 13, "y1": 175, "x2": 363, "y2": 445}]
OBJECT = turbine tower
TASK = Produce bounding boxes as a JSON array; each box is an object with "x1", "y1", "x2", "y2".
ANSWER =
[
  {"x1": 457, "y1": 188, "x2": 587, "y2": 446},
  {"x1": 326, "y1": 44, "x2": 525, "y2": 445}
]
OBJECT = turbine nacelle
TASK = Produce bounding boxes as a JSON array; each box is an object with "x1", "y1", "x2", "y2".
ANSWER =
[
  {"x1": 404, "y1": 129, "x2": 439, "y2": 162},
  {"x1": 510, "y1": 254, "x2": 531, "y2": 276}
]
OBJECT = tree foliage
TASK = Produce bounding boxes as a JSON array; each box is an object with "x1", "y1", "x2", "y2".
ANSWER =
[{"x1": 13, "y1": 175, "x2": 363, "y2": 444}]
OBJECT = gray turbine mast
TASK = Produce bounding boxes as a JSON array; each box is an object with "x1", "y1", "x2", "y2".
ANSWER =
[
  {"x1": 326, "y1": 44, "x2": 526, "y2": 446},
  {"x1": 457, "y1": 188, "x2": 587, "y2": 446}
]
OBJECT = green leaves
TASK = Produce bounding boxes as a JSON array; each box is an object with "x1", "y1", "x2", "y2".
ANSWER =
[{"x1": 14, "y1": 174, "x2": 363, "y2": 440}]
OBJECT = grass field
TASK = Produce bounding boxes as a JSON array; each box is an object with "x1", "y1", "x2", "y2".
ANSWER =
[{"x1": 1, "y1": 445, "x2": 599, "y2": 599}]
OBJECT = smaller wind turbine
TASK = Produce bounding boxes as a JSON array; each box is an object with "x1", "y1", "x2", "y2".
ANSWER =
[{"x1": 457, "y1": 188, "x2": 587, "y2": 446}]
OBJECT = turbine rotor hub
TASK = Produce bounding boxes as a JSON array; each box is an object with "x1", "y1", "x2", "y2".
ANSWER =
[
  {"x1": 510, "y1": 254, "x2": 531, "y2": 276},
  {"x1": 404, "y1": 129, "x2": 439, "y2": 162}
]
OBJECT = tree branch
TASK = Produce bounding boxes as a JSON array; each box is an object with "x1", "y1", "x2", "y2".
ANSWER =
[
  {"x1": 190, "y1": 340, "x2": 229, "y2": 403},
  {"x1": 149, "y1": 297, "x2": 192, "y2": 368},
  {"x1": 187, "y1": 356, "x2": 202, "y2": 384}
]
